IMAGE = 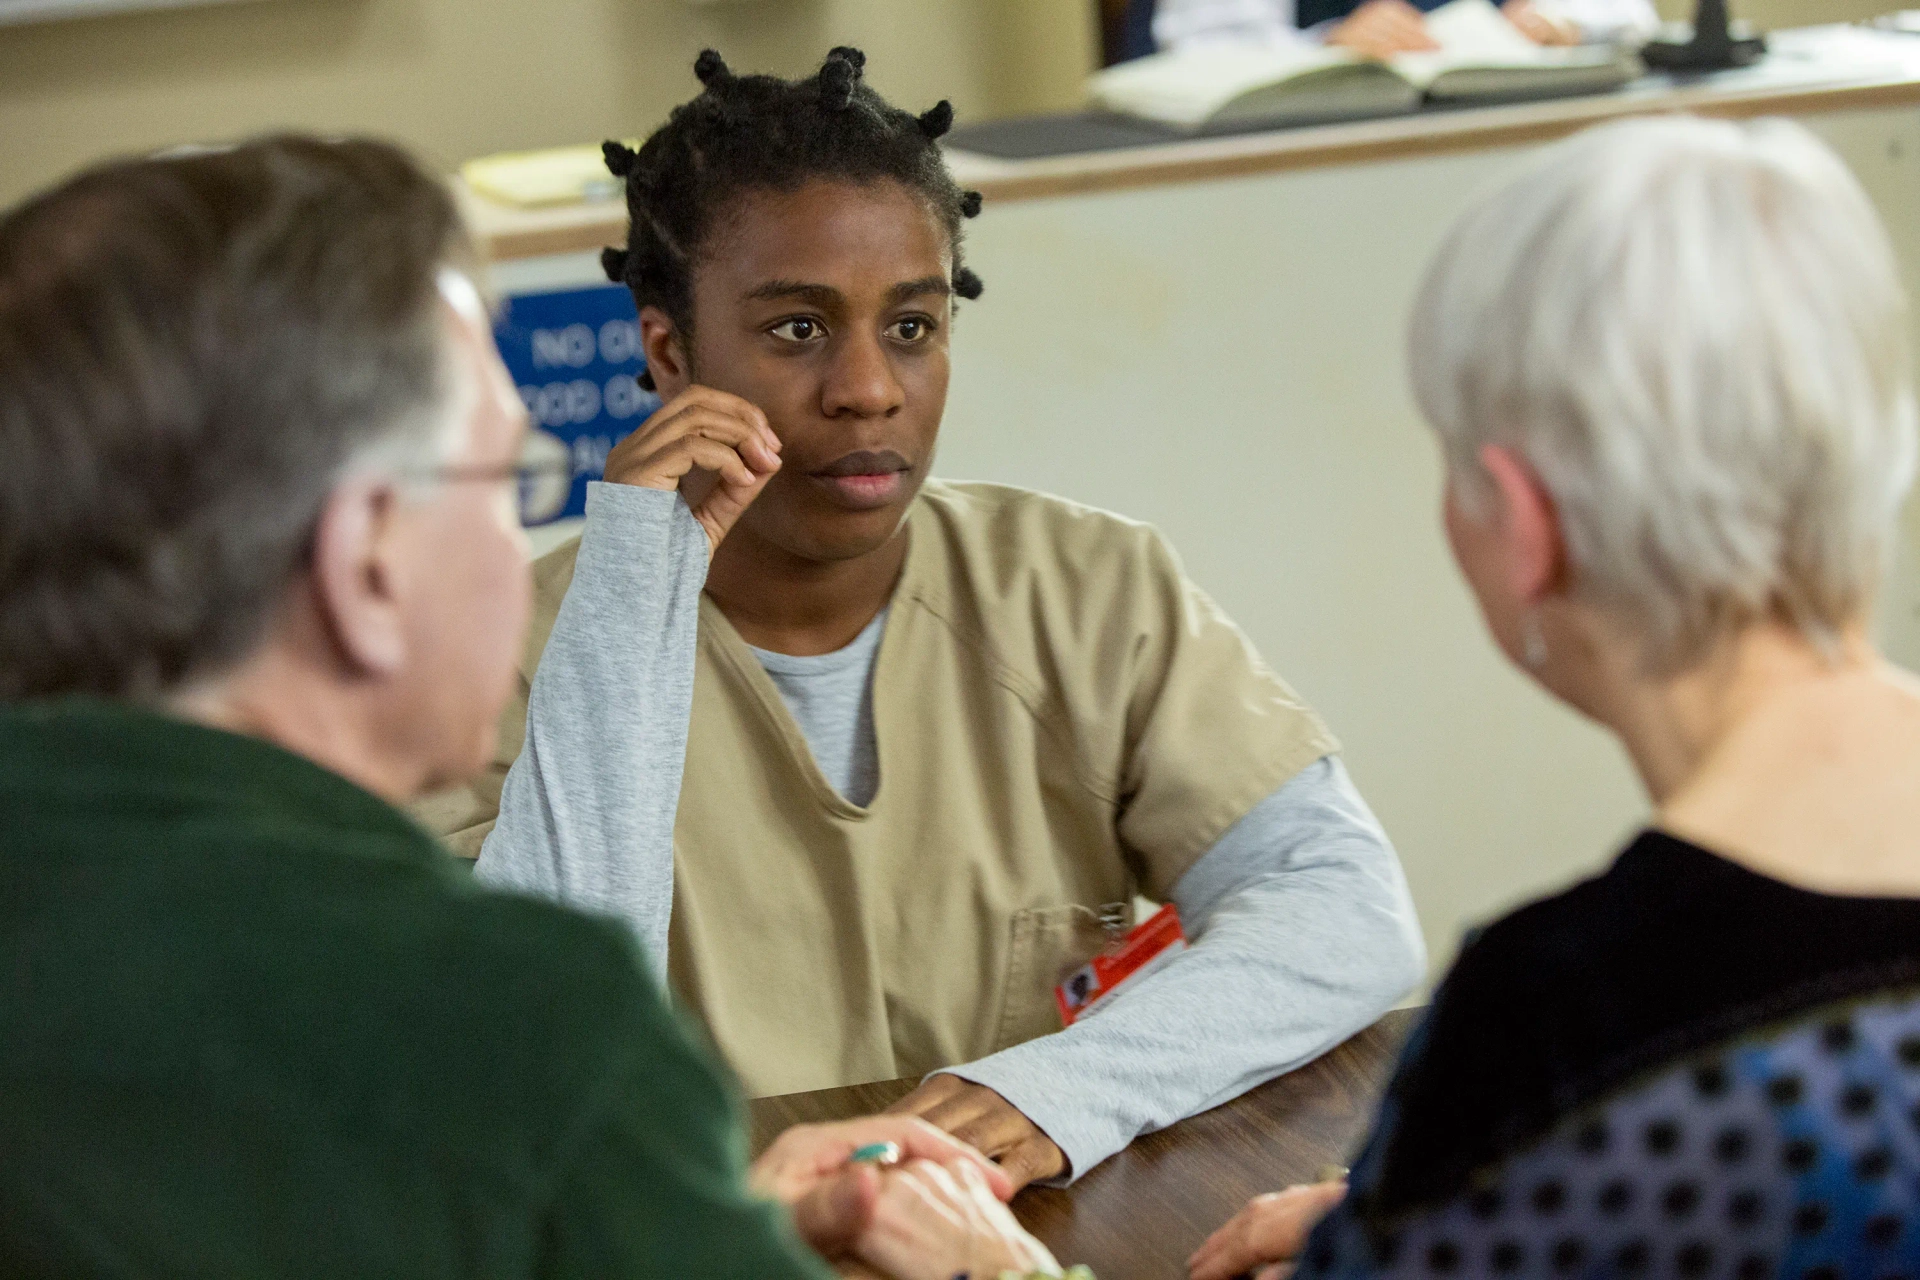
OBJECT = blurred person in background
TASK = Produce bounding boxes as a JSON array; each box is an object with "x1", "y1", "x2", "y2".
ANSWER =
[
  {"x1": 1143, "y1": 0, "x2": 1657, "y2": 62},
  {"x1": 0, "y1": 134, "x2": 1055, "y2": 1280},
  {"x1": 1189, "y1": 114, "x2": 1920, "y2": 1280}
]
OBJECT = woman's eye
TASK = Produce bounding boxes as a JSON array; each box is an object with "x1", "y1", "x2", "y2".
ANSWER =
[
  {"x1": 769, "y1": 318, "x2": 825, "y2": 343},
  {"x1": 888, "y1": 317, "x2": 935, "y2": 343}
]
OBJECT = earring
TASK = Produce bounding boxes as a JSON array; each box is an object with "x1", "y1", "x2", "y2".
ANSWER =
[{"x1": 1521, "y1": 611, "x2": 1548, "y2": 669}]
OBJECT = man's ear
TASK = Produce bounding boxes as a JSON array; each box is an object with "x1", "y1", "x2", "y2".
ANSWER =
[
  {"x1": 1478, "y1": 443, "x2": 1566, "y2": 607},
  {"x1": 308, "y1": 476, "x2": 409, "y2": 678},
  {"x1": 640, "y1": 305, "x2": 691, "y2": 399}
]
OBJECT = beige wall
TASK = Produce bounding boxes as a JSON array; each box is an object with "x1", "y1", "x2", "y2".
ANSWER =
[{"x1": 0, "y1": 0, "x2": 1097, "y2": 209}]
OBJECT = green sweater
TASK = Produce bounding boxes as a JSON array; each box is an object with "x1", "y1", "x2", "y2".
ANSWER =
[{"x1": 0, "y1": 698, "x2": 833, "y2": 1280}]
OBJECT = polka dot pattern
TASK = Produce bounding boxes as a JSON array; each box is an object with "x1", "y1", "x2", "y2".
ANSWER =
[{"x1": 1296, "y1": 992, "x2": 1920, "y2": 1278}]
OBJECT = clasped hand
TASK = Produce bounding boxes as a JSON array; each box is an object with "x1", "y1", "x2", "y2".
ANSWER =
[
  {"x1": 888, "y1": 1075, "x2": 1069, "y2": 1192},
  {"x1": 750, "y1": 1116, "x2": 1059, "y2": 1280}
]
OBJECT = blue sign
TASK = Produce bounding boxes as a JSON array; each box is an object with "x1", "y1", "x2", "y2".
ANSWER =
[{"x1": 493, "y1": 283, "x2": 660, "y2": 525}]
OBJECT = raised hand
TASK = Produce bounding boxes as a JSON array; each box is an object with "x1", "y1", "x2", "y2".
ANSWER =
[{"x1": 601, "y1": 385, "x2": 781, "y2": 556}]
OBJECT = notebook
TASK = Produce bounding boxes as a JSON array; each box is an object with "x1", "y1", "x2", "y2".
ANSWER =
[
  {"x1": 1088, "y1": 0, "x2": 1639, "y2": 128},
  {"x1": 461, "y1": 142, "x2": 638, "y2": 209}
]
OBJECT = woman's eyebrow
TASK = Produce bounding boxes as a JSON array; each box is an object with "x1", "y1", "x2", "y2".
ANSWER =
[
  {"x1": 888, "y1": 276, "x2": 952, "y2": 305},
  {"x1": 742, "y1": 280, "x2": 839, "y2": 306}
]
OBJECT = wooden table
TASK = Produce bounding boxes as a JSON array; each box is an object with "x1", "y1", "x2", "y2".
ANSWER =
[{"x1": 749, "y1": 1009, "x2": 1418, "y2": 1280}]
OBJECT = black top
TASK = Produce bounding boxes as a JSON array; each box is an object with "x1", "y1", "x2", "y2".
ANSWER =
[{"x1": 1365, "y1": 830, "x2": 1920, "y2": 1217}]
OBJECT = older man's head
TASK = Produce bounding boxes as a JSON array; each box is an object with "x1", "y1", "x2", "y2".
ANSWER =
[
  {"x1": 1410, "y1": 116, "x2": 1916, "y2": 678},
  {"x1": 0, "y1": 136, "x2": 532, "y2": 800}
]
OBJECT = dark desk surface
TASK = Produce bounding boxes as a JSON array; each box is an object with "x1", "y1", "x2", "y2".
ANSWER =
[{"x1": 748, "y1": 1008, "x2": 1419, "y2": 1280}]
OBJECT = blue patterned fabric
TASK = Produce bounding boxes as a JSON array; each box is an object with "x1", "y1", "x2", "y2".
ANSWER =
[{"x1": 1299, "y1": 991, "x2": 1920, "y2": 1278}]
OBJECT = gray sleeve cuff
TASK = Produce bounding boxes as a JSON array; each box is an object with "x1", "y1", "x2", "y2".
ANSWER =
[{"x1": 934, "y1": 758, "x2": 1425, "y2": 1182}]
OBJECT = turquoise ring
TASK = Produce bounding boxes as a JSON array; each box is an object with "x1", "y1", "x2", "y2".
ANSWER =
[{"x1": 849, "y1": 1141, "x2": 903, "y2": 1167}]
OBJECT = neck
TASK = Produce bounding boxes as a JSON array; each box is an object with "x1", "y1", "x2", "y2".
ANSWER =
[
  {"x1": 168, "y1": 648, "x2": 424, "y2": 806},
  {"x1": 1588, "y1": 619, "x2": 1875, "y2": 803},
  {"x1": 704, "y1": 518, "x2": 909, "y2": 655}
]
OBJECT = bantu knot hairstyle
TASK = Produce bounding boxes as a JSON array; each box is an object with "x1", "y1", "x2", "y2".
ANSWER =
[
  {"x1": 694, "y1": 48, "x2": 734, "y2": 88},
  {"x1": 819, "y1": 46, "x2": 865, "y2": 110},
  {"x1": 918, "y1": 100, "x2": 954, "y2": 139},
  {"x1": 601, "y1": 140, "x2": 637, "y2": 177},
  {"x1": 601, "y1": 45, "x2": 985, "y2": 390}
]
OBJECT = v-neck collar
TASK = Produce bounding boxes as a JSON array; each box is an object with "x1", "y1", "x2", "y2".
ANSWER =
[{"x1": 697, "y1": 514, "x2": 924, "y2": 821}]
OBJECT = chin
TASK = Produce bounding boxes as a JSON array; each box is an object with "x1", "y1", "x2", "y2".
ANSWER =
[
  {"x1": 805, "y1": 511, "x2": 912, "y2": 562},
  {"x1": 756, "y1": 494, "x2": 913, "y2": 563}
]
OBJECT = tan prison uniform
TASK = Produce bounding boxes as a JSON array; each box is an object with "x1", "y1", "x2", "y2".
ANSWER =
[{"x1": 425, "y1": 480, "x2": 1335, "y2": 1097}]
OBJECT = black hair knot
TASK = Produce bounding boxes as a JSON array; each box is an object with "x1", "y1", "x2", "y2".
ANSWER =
[
  {"x1": 600, "y1": 246, "x2": 630, "y2": 283},
  {"x1": 819, "y1": 47, "x2": 865, "y2": 110},
  {"x1": 694, "y1": 49, "x2": 734, "y2": 88},
  {"x1": 960, "y1": 190, "x2": 983, "y2": 219},
  {"x1": 953, "y1": 267, "x2": 984, "y2": 300},
  {"x1": 917, "y1": 100, "x2": 954, "y2": 139},
  {"x1": 602, "y1": 141, "x2": 638, "y2": 178}
]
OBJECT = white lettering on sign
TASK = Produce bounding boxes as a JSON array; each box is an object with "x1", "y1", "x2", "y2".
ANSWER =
[
  {"x1": 599, "y1": 318, "x2": 643, "y2": 365},
  {"x1": 572, "y1": 434, "x2": 615, "y2": 475},
  {"x1": 530, "y1": 323, "x2": 597, "y2": 370},
  {"x1": 604, "y1": 373, "x2": 654, "y2": 421},
  {"x1": 520, "y1": 379, "x2": 603, "y2": 427}
]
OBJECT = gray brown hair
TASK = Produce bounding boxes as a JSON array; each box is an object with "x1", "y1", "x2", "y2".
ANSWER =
[
  {"x1": 1409, "y1": 116, "x2": 1917, "y2": 672},
  {"x1": 0, "y1": 135, "x2": 477, "y2": 700}
]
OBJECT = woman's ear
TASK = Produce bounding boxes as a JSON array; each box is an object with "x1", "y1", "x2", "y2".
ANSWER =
[
  {"x1": 1478, "y1": 443, "x2": 1566, "y2": 607},
  {"x1": 640, "y1": 305, "x2": 691, "y2": 399}
]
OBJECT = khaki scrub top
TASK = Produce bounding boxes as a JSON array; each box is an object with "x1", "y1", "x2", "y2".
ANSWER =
[{"x1": 424, "y1": 481, "x2": 1336, "y2": 1097}]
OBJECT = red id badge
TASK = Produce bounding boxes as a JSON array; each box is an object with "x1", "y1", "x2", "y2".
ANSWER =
[{"x1": 1054, "y1": 903, "x2": 1187, "y2": 1027}]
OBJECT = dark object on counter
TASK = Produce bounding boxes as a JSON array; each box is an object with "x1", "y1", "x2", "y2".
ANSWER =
[{"x1": 1641, "y1": 0, "x2": 1766, "y2": 71}]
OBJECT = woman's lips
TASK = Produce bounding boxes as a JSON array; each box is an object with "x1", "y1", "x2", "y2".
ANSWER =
[
  {"x1": 809, "y1": 449, "x2": 913, "y2": 510},
  {"x1": 810, "y1": 470, "x2": 908, "y2": 509}
]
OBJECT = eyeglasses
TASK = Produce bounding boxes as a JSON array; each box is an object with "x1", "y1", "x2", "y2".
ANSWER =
[{"x1": 418, "y1": 458, "x2": 577, "y2": 526}]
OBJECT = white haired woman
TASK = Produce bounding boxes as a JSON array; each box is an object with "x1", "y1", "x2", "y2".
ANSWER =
[{"x1": 1190, "y1": 114, "x2": 1920, "y2": 1280}]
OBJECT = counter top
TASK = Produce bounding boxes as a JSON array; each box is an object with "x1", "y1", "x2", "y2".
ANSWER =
[{"x1": 462, "y1": 24, "x2": 1920, "y2": 263}]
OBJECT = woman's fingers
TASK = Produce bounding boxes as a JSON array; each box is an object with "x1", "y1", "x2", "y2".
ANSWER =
[
  {"x1": 603, "y1": 386, "x2": 779, "y2": 490},
  {"x1": 1188, "y1": 1183, "x2": 1348, "y2": 1280},
  {"x1": 854, "y1": 1161, "x2": 1053, "y2": 1280},
  {"x1": 854, "y1": 1163, "x2": 974, "y2": 1280},
  {"x1": 957, "y1": 1162, "x2": 1060, "y2": 1274}
]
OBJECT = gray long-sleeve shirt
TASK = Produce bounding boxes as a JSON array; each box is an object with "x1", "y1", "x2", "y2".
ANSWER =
[
  {"x1": 478, "y1": 481, "x2": 1425, "y2": 1180},
  {"x1": 475, "y1": 482, "x2": 702, "y2": 970}
]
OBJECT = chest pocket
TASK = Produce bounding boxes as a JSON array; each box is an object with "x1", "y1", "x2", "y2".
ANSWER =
[{"x1": 992, "y1": 904, "x2": 1112, "y2": 1053}]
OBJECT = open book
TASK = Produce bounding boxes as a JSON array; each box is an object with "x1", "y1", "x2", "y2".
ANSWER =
[{"x1": 1088, "y1": 0, "x2": 1639, "y2": 129}]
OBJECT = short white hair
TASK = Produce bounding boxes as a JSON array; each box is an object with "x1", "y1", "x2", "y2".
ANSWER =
[{"x1": 1409, "y1": 115, "x2": 1917, "y2": 670}]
